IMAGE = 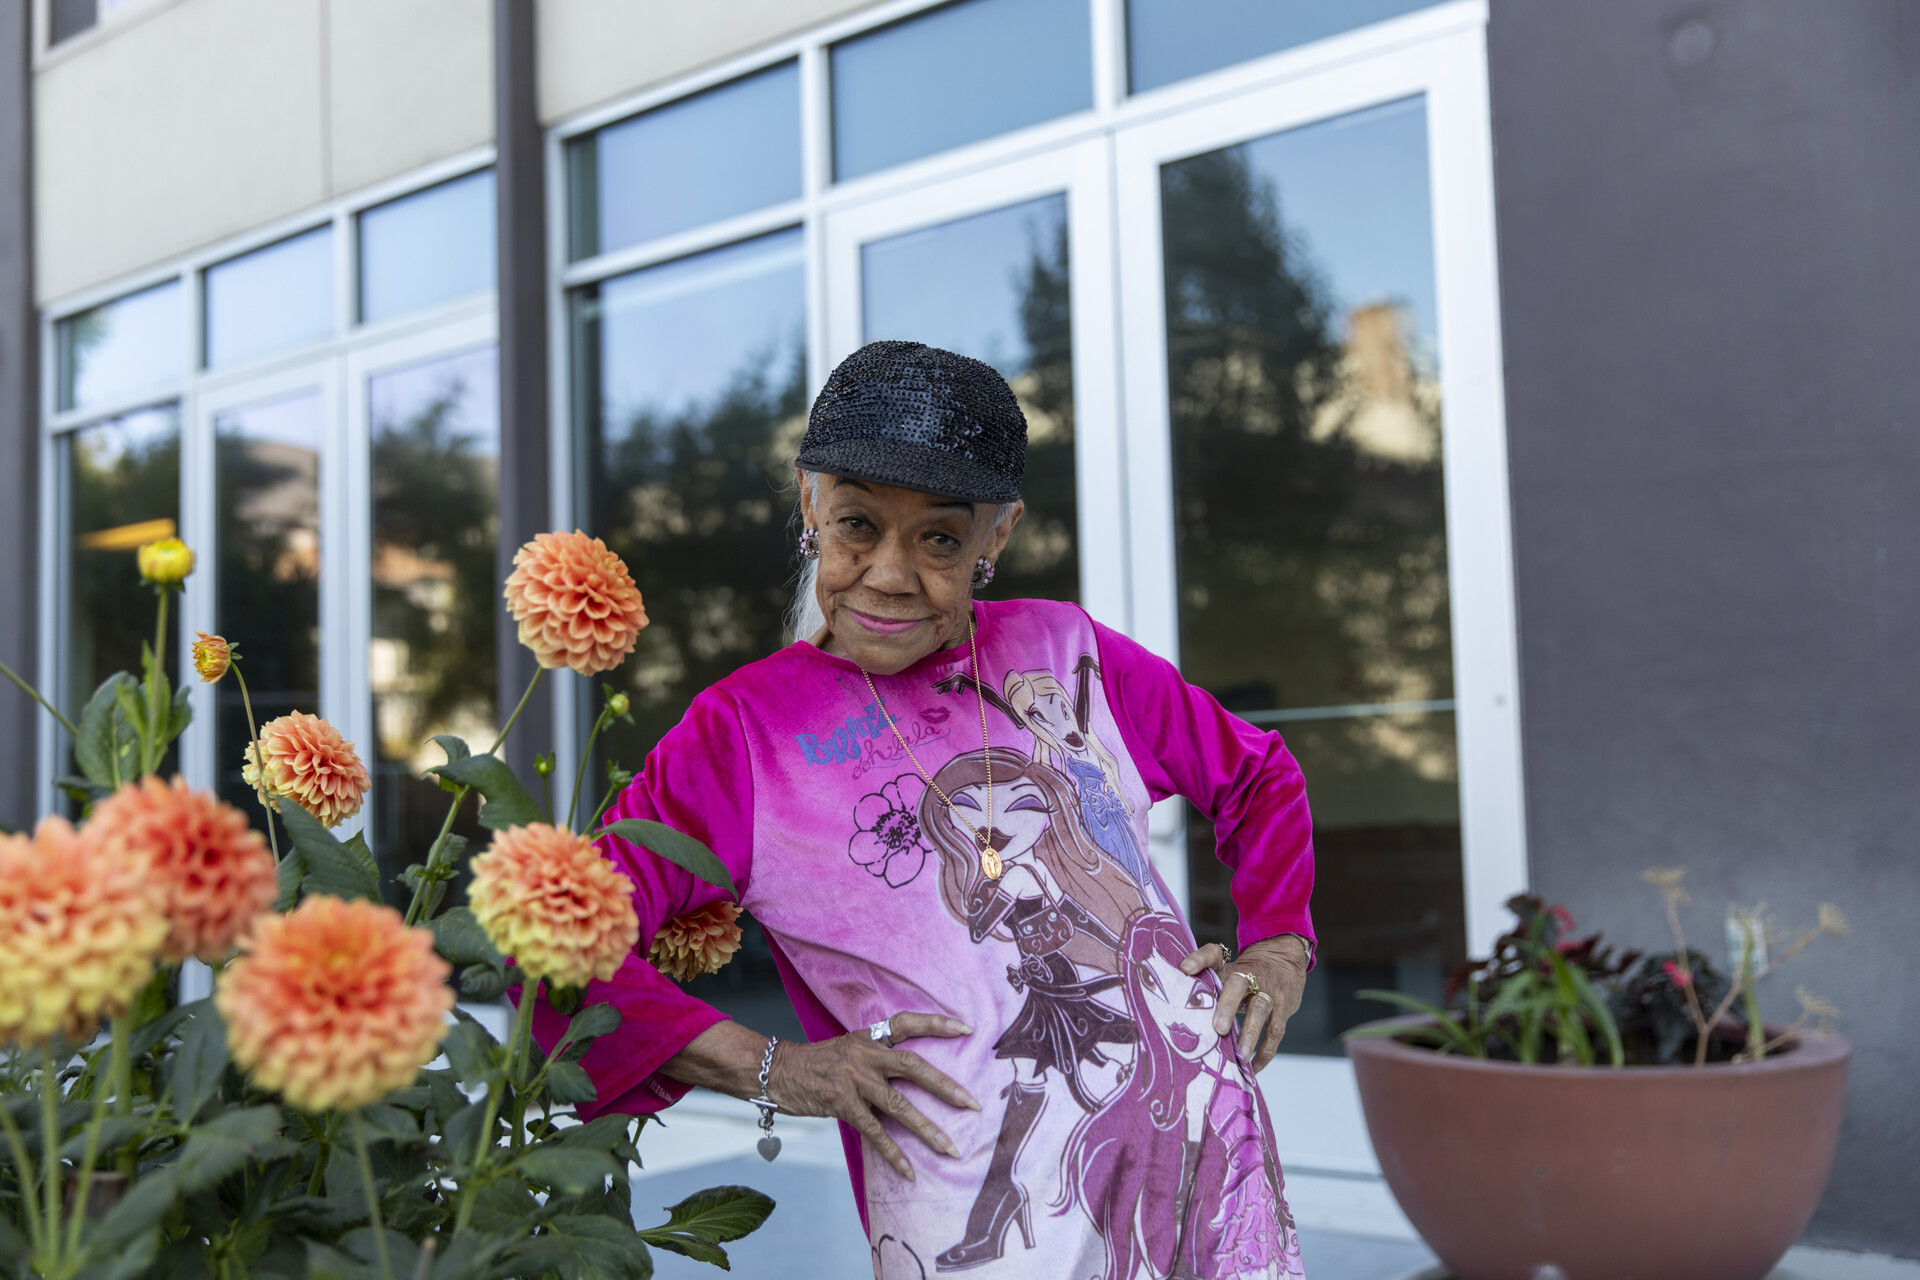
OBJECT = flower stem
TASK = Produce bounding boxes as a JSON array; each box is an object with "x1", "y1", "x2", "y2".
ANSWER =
[
  {"x1": 403, "y1": 668, "x2": 544, "y2": 927},
  {"x1": 0, "y1": 1086, "x2": 46, "y2": 1259},
  {"x1": 587, "y1": 777, "x2": 622, "y2": 832},
  {"x1": 0, "y1": 655, "x2": 79, "y2": 738},
  {"x1": 566, "y1": 709, "x2": 611, "y2": 832},
  {"x1": 453, "y1": 983, "x2": 536, "y2": 1236},
  {"x1": 40, "y1": 1046, "x2": 63, "y2": 1274},
  {"x1": 351, "y1": 1112, "x2": 395, "y2": 1280},
  {"x1": 507, "y1": 986, "x2": 537, "y2": 1154},
  {"x1": 145, "y1": 588, "x2": 170, "y2": 777},
  {"x1": 64, "y1": 1032, "x2": 120, "y2": 1260},
  {"x1": 232, "y1": 665, "x2": 280, "y2": 864},
  {"x1": 307, "y1": 1114, "x2": 339, "y2": 1195}
]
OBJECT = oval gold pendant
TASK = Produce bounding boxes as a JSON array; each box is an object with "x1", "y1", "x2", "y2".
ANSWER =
[{"x1": 980, "y1": 847, "x2": 1003, "y2": 880}]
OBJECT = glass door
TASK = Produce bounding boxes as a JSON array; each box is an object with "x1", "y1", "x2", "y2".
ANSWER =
[
  {"x1": 1115, "y1": 27, "x2": 1525, "y2": 1170},
  {"x1": 822, "y1": 139, "x2": 1124, "y2": 627}
]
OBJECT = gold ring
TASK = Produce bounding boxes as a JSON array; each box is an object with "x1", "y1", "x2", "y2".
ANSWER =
[{"x1": 1231, "y1": 970, "x2": 1260, "y2": 997}]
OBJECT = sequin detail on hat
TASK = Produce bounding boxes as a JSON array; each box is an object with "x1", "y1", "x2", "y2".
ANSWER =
[{"x1": 797, "y1": 341, "x2": 1027, "y2": 503}]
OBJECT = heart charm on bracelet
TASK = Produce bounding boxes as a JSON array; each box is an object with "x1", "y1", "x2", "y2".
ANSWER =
[{"x1": 757, "y1": 1135, "x2": 782, "y2": 1162}]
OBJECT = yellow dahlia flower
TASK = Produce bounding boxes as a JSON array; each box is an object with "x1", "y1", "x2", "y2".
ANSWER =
[
  {"x1": 650, "y1": 900, "x2": 744, "y2": 983},
  {"x1": 0, "y1": 817, "x2": 166, "y2": 1047},
  {"x1": 468, "y1": 823, "x2": 639, "y2": 989},
  {"x1": 137, "y1": 537, "x2": 195, "y2": 586},
  {"x1": 217, "y1": 896, "x2": 452, "y2": 1113},
  {"x1": 242, "y1": 711, "x2": 370, "y2": 829}
]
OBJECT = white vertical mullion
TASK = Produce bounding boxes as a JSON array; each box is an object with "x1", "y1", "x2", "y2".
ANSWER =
[
  {"x1": 1067, "y1": 138, "x2": 1127, "y2": 634},
  {"x1": 178, "y1": 388, "x2": 217, "y2": 796},
  {"x1": 341, "y1": 349, "x2": 374, "y2": 831},
  {"x1": 800, "y1": 40, "x2": 832, "y2": 395},
  {"x1": 1426, "y1": 26, "x2": 1528, "y2": 952},
  {"x1": 545, "y1": 116, "x2": 582, "y2": 796},
  {"x1": 1089, "y1": 0, "x2": 1126, "y2": 112}
]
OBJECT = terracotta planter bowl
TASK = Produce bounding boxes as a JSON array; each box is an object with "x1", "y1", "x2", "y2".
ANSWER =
[{"x1": 1347, "y1": 1018, "x2": 1850, "y2": 1280}]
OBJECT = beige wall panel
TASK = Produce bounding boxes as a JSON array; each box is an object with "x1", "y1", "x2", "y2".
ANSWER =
[
  {"x1": 328, "y1": 0, "x2": 494, "y2": 196},
  {"x1": 35, "y1": 0, "x2": 327, "y2": 303},
  {"x1": 538, "y1": 0, "x2": 880, "y2": 123}
]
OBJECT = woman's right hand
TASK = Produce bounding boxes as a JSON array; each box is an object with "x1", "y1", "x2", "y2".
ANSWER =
[
  {"x1": 768, "y1": 1013, "x2": 980, "y2": 1181},
  {"x1": 663, "y1": 1014, "x2": 979, "y2": 1181}
]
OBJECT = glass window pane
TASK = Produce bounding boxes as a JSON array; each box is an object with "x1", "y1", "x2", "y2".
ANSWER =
[
  {"x1": 204, "y1": 226, "x2": 334, "y2": 369},
  {"x1": 56, "y1": 281, "x2": 182, "y2": 413},
  {"x1": 1160, "y1": 97, "x2": 1459, "y2": 1056},
  {"x1": 358, "y1": 170, "x2": 497, "y2": 324},
  {"x1": 214, "y1": 392, "x2": 323, "y2": 826},
  {"x1": 368, "y1": 346, "x2": 499, "y2": 893},
  {"x1": 572, "y1": 228, "x2": 806, "y2": 1038},
  {"x1": 1127, "y1": 0, "x2": 1445, "y2": 93},
  {"x1": 831, "y1": 0, "x2": 1091, "y2": 181},
  {"x1": 569, "y1": 61, "x2": 801, "y2": 261},
  {"x1": 862, "y1": 194, "x2": 1078, "y2": 602},
  {"x1": 50, "y1": 0, "x2": 97, "y2": 45},
  {"x1": 63, "y1": 406, "x2": 181, "y2": 736}
]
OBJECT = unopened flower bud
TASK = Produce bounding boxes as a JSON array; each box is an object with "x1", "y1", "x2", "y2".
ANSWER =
[
  {"x1": 534, "y1": 753, "x2": 556, "y2": 778},
  {"x1": 137, "y1": 537, "x2": 195, "y2": 587},
  {"x1": 606, "y1": 692, "x2": 630, "y2": 719},
  {"x1": 191, "y1": 632, "x2": 233, "y2": 683}
]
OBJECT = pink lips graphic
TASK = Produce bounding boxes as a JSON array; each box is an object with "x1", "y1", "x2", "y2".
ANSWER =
[{"x1": 1168, "y1": 1023, "x2": 1202, "y2": 1054}]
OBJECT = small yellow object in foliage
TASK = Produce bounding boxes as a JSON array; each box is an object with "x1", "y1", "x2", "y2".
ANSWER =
[
  {"x1": 607, "y1": 691, "x2": 631, "y2": 718},
  {"x1": 650, "y1": 899, "x2": 744, "y2": 984},
  {"x1": 0, "y1": 817, "x2": 167, "y2": 1047},
  {"x1": 91, "y1": 777, "x2": 277, "y2": 965},
  {"x1": 243, "y1": 712, "x2": 371, "y2": 829},
  {"x1": 137, "y1": 536, "x2": 195, "y2": 587},
  {"x1": 218, "y1": 895, "x2": 452, "y2": 1112},
  {"x1": 469, "y1": 823, "x2": 640, "y2": 989},
  {"x1": 192, "y1": 631, "x2": 233, "y2": 683}
]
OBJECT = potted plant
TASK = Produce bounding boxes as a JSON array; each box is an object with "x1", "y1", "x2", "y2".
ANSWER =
[
  {"x1": 1345, "y1": 885, "x2": 1851, "y2": 1280},
  {"x1": 0, "y1": 531, "x2": 768, "y2": 1280}
]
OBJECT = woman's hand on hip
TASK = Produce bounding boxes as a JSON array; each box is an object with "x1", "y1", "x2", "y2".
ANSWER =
[
  {"x1": 769, "y1": 1013, "x2": 980, "y2": 1181},
  {"x1": 1182, "y1": 934, "x2": 1310, "y2": 1072}
]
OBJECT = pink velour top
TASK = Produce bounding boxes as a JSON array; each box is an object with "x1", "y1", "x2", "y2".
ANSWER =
[{"x1": 536, "y1": 598, "x2": 1314, "y2": 1280}]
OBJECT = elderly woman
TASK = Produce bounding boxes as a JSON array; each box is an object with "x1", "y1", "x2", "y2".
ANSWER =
[{"x1": 562, "y1": 341, "x2": 1318, "y2": 1280}]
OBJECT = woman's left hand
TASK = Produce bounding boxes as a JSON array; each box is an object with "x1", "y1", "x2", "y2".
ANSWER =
[{"x1": 1181, "y1": 935, "x2": 1310, "y2": 1071}]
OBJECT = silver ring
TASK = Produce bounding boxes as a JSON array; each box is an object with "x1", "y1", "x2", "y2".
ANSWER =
[
  {"x1": 869, "y1": 1018, "x2": 893, "y2": 1044},
  {"x1": 1218, "y1": 941, "x2": 1235, "y2": 966}
]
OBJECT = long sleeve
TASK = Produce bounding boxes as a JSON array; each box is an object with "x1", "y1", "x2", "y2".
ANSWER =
[
  {"x1": 528, "y1": 687, "x2": 755, "y2": 1119},
  {"x1": 1090, "y1": 617, "x2": 1316, "y2": 956}
]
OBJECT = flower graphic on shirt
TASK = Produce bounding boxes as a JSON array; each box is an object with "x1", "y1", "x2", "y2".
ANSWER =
[{"x1": 849, "y1": 774, "x2": 933, "y2": 888}]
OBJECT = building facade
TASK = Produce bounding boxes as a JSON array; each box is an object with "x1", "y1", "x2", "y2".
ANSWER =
[{"x1": 1, "y1": 0, "x2": 1914, "y2": 1257}]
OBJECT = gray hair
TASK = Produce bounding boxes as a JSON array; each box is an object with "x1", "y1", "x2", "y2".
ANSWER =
[{"x1": 786, "y1": 468, "x2": 1017, "y2": 644}]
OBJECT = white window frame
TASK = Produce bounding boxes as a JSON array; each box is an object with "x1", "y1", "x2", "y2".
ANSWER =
[{"x1": 35, "y1": 147, "x2": 499, "y2": 833}]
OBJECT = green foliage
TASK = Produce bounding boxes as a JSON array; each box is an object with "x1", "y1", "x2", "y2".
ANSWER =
[
  {"x1": 595, "y1": 819, "x2": 736, "y2": 896},
  {"x1": 430, "y1": 756, "x2": 543, "y2": 831}
]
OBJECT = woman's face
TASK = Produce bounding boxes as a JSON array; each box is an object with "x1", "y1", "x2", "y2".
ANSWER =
[
  {"x1": 1139, "y1": 948, "x2": 1218, "y2": 1061},
  {"x1": 948, "y1": 776, "x2": 1051, "y2": 866},
  {"x1": 1020, "y1": 685, "x2": 1088, "y2": 753},
  {"x1": 800, "y1": 471, "x2": 1022, "y2": 676}
]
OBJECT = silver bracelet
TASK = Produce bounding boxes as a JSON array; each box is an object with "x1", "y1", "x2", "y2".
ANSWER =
[{"x1": 750, "y1": 1036, "x2": 781, "y2": 1162}]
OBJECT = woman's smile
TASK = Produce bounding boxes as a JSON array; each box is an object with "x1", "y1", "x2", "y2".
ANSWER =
[{"x1": 847, "y1": 608, "x2": 928, "y2": 636}]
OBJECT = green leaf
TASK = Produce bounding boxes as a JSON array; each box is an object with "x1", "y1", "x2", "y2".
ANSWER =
[
  {"x1": 595, "y1": 819, "x2": 734, "y2": 895},
  {"x1": 431, "y1": 734, "x2": 472, "y2": 764},
  {"x1": 548, "y1": 1114, "x2": 640, "y2": 1157},
  {"x1": 547, "y1": 1213, "x2": 656, "y2": 1280},
  {"x1": 170, "y1": 1002, "x2": 229, "y2": 1123},
  {"x1": 639, "y1": 1185, "x2": 775, "y2": 1261},
  {"x1": 443, "y1": 1021, "x2": 498, "y2": 1086},
  {"x1": 127, "y1": 1001, "x2": 192, "y2": 1063},
  {"x1": 55, "y1": 775, "x2": 108, "y2": 807},
  {"x1": 553, "y1": 1002, "x2": 623, "y2": 1063},
  {"x1": 543, "y1": 1060, "x2": 598, "y2": 1106},
  {"x1": 515, "y1": 1146, "x2": 620, "y2": 1195},
  {"x1": 342, "y1": 1227, "x2": 418, "y2": 1276},
  {"x1": 171, "y1": 1105, "x2": 284, "y2": 1193},
  {"x1": 79, "y1": 1167, "x2": 181, "y2": 1261},
  {"x1": 58, "y1": 1114, "x2": 147, "y2": 1161},
  {"x1": 279, "y1": 804, "x2": 381, "y2": 902},
  {"x1": 432, "y1": 754, "x2": 541, "y2": 830},
  {"x1": 459, "y1": 961, "x2": 510, "y2": 1001},
  {"x1": 71, "y1": 1227, "x2": 159, "y2": 1280},
  {"x1": 275, "y1": 845, "x2": 306, "y2": 911},
  {"x1": 427, "y1": 906, "x2": 505, "y2": 967},
  {"x1": 166, "y1": 683, "x2": 193, "y2": 742},
  {"x1": 74, "y1": 673, "x2": 140, "y2": 790}
]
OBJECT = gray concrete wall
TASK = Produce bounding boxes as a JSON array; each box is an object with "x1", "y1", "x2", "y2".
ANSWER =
[
  {"x1": 1488, "y1": 0, "x2": 1920, "y2": 1256},
  {"x1": 1, "y1": 0, "x2": 36, "y2": 833}
]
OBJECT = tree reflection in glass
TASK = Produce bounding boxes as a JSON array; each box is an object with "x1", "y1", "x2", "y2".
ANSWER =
[
  {"x1": 64, "y1": 407, "x2": 182, "y2": 788},
  {"x1": 1160, "y1": 97, "x2": 1464, "y2": 1055},
  {"x1": 214, "y1": 394, "x2": 323, "y2": 829},
  {"x1": 862, "y1": 193, "x2": 1078, "y2": 603},
  {"x1": 573, "y1": 230, "x2": 808, "y2": 1038},
  {"x1": 369, "y1": 347, "x2": 500, "y2": 898}
]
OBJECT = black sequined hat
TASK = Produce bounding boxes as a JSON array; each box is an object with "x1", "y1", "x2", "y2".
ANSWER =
[{"x1": 798, "y1": 341, "x2": 1027, "y2": 503}]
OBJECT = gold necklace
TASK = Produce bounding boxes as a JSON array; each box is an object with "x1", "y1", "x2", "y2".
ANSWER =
[{"x1": 862, "y1": 618, "x2": 1001, "y2": 880}]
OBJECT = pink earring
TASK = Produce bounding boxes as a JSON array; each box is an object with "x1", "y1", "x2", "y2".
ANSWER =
[
  {"x1": 797, "y1": 528, "x2": 820, "y2": 560},
  {"x1": 972, "y1": 558, "x2": 996, "y2": 589}
]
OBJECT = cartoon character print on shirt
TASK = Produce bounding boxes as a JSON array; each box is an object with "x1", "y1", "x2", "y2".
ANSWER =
[
  {"x1": 1056, "y1": 912, "x2": 1305, "y2": 1280},
  {"x1": 923, "y1": 746, "x2": 1149, "y2": 1272}
]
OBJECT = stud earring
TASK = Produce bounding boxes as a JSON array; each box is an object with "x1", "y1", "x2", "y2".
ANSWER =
[
  {"x1": 971, "y1": 557, "x2": 996, "y2": 590},
  {"x1": 797, "y1": 528, "x2": 820, "y2": 560}
]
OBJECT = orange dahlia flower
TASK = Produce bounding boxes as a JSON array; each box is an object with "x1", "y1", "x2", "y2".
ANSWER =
[
  {"x1": 242, "y1": 711, "x2": 370, "y2": 829},
  {"x1": 468, "y1": 823, "x2": 639, "y2": 989},
  {"x1": 91, "y1": 777, "x2": 277, "y2": 964},
  {"x1": 217, "y1": 896, "x2": 452, "y2": 1113},
  {"x1": 503, "y1": 531, "x2": 648, "y2": 677},
  {"x1": 0, "y1": 817, "x2": 166, "y2": 1047},
  {"x1": 191, "y1": 632, "x2": 233, "y2": 683},
  {"x1": 649, "y1": 900, "x2": 744, "y2": 983}
]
